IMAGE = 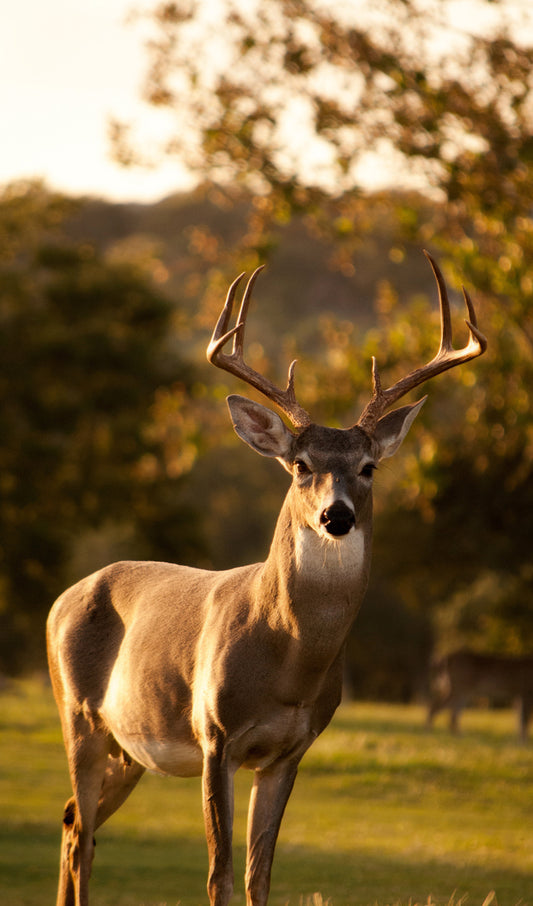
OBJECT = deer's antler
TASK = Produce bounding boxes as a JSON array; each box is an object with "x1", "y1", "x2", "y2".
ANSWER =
[
  {"x1": 356, "y1": 251, "x2": 487, "y2": 432},
  {"x1": 207, "y1": 266, "x2": 312, "y2": 429}
]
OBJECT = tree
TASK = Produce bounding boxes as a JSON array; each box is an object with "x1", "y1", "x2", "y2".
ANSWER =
[
  {"x1": 113, "y1": 0, "x2": 533, "y2": 667},
  {"x1": 0, "y1": 181, "x2": 204, "y2": 673},
  {"x1": 115, "y1": 1, "x2": 532, "y2": 245}
]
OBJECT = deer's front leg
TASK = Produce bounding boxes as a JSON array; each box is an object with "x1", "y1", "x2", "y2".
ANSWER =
[
  {"x1": 202, "y1": 744, "x2": 236, "y2": 906},
  {"x1": 245, "y1": 758, "x2": 300, "y2": 906}
]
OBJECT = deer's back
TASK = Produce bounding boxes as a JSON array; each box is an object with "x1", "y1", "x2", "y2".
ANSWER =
[{"x1": 445, "y1": 651, "x2": 533, "y2": 699}]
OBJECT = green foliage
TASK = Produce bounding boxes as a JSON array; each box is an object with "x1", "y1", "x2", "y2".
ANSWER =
[
  {"x1": 0, "y1": 182, "x2": 205, "y2": 673},
  {"x1": 111, "y1": 0, "x2": 533, "y2": 664},
  {"x1": 2, "y1": 176, "x2": 532, "y2": 687},
  {"x1": 347, "y1": 578, "x2": 432, "y2": 701},
  {"x1": 434, "y1": 567, "x2": 533, "y2": 656},
  {"x1": 119, "y1": 1, "x2": 533, "y2": 247},
  {"x1": 1, "y1": 680, "x2": 531, "y2": 905}
]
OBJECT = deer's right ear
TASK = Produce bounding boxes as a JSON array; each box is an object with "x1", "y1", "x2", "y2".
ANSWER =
[{"x1": 227, "y1": 395, "x2": 295, "y2": 460}]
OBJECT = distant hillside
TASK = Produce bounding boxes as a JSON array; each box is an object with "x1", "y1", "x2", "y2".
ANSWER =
[{"x1": 64, "y1": 186, "x2": 443, "y2": 348}]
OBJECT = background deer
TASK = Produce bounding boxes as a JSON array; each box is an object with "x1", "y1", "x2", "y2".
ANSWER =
[
  {"x1": 47, "y1": 252, "x2": 486, "y2": 906},
  {"x1": 427, "y1": 649, "x2": 533, "y2": 741}
]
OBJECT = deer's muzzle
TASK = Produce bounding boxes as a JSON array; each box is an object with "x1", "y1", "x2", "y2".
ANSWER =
[{"x1": 320, "y1": 501, "x2": 356, "y2": 537}]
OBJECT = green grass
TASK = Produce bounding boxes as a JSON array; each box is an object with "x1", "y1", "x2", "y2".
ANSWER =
[{"x1": 0, "y1": 678, "x2": 531, "y2": 906}]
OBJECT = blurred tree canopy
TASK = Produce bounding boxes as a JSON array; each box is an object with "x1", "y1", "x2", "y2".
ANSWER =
[
  {"x1": 110, "y1": 0, "x2": 533, "y2": 681},
  {"x1": 2, "y1": 0, "x2": 533, "y2": 694},
  {"x1": 115, "y1": 0, "x2": 533, "y2": 249},
  {"x1": 0, "y1": 181, "x2": 205, "y2": 673}
]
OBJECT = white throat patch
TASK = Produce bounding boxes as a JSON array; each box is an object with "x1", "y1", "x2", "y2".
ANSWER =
[{"x1": 294, "y1": 525, "x2": 366, "y2": 580}]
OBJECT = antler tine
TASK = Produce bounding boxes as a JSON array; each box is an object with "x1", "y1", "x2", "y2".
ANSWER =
[
  {"x1": 232, "y1": 265, "x2": 264, "y2": 358},
  {"x1": 357, "y1": 252, "x2": 487, "y2": 432},
  {"x1": 207, "y1": 267, "x2": 312, "y2": 429},
  {"x1": 424, "y1": 250, "x2": 486, "y2": 360},
  {"x1": 207, "y1": 271, "x2": 246, "y2": 361},
  {"x1": 427, "y1": 249, "x2": 453, "y2": 356}
]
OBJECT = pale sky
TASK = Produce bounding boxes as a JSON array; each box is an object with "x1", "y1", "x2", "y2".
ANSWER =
[
  {"x1": 0, "y1": 0, "x2": 191, "y2": 202},
  {"x1": 1, "y1": 1, "x2": 530, "y2": 204}
]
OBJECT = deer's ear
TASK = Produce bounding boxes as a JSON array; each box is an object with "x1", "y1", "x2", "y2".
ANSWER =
[
  {"x1": 373, "y1": 397, "x2": 426, "y2": 460},
  {"x1": 227, "y1": 395, "x2": 295, "y2": 459}
]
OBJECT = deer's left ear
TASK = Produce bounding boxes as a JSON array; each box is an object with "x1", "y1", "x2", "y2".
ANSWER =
[{"x1": 373, "y1": 397, "x2": 426, "y2": 460}]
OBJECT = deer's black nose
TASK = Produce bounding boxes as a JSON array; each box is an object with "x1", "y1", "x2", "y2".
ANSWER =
[{"x1": 320, "y1": 501, "x2": 355, "y2": 537}]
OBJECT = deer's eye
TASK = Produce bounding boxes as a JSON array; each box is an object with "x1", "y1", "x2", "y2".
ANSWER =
[
  {"x1": 294, "y1": 459, "x2": 311, "y2": 476},
  {"x1": 360, "y1": 462, "x2": 376, "y2": 479}
]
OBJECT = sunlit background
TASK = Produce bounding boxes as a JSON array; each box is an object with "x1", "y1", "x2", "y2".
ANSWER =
[
  {"x1": 3, "y1": 0, "x2": 531, "y2": 201},
  {"x1": 1, "y1": 3, "x2": 533, "y2": 902},
  {"x1": 0, "y1": 0, "x2": 532, "y2": 695},
  {"x1": 0, "y1": 0, "x2": 192, "y2": 200}
]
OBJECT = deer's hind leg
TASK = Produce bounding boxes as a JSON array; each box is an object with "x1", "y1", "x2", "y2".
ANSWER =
[
  {"x1": 95, "y1": 750, "x2": 145, "y2": 828},
  {"x1": 448, "y1": 696, "x2": 464, "y2": 734},
  {"x1": 57, "y1": 712, "x2": 145, "y2": 906},
  {"x1": 56, "y1": 713, "x2": 109, "y2": 906},
  {"x1": 57, "y1": 707, "x2": 117, "y2": 906},
  {"x1": 517, "y1": 694, "x2": 532, "y2": 743},
  {"x1": 57, "y1": 736, "x2": 108, "y2": 906}
]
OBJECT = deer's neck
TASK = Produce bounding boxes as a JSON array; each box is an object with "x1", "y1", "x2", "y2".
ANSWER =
[{"x1": 257, "y1": 493, "x2": 372, "y2": 648}]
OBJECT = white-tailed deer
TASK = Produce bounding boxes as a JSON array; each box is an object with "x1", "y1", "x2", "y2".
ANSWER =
[
  {"x1": 427, "y1": 649, "x2": 533, "y2": 741},
  {"x1": 47, "y1": 252, "x2": 486, "y2": 906}
]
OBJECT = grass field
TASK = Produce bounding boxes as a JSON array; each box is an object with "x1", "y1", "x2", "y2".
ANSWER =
[{"x1": 0, "y1": 678, "x2": 531, "y2": 906}]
